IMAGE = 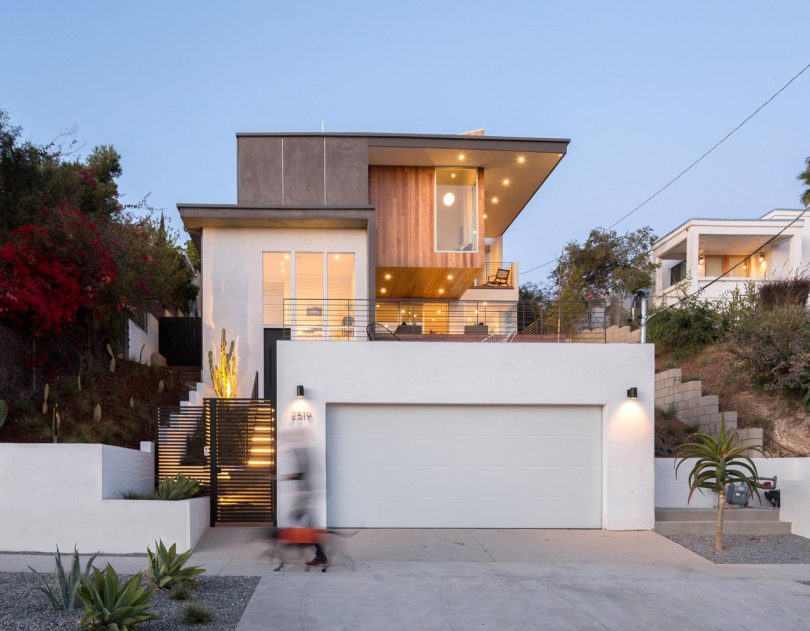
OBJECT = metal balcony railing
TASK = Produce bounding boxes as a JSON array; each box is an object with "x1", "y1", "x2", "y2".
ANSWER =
[
  {"x1": 470, "y1": 262, "x2": 515, "y2": 289},
  {"x1": 282, "y1": 298, "x2": 628, "y2": 342}
]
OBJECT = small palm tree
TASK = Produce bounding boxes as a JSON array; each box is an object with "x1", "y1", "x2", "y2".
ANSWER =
[{"x1": 675, "y1": 416, "x2": 763, "y2": 550}]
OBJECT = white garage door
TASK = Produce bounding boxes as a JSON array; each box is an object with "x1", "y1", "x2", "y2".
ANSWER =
[{"x1": 326, "y1": 404, "x2": 602, "y2": 528}]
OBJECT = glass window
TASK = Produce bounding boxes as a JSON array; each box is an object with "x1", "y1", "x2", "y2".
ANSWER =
[
  {"x1": 295, "y1": 252, "x2": 324, "y2": 338},
  {"x1": 262, "y1": 252, "x2": 290, "y2": 326},
  {"x1": 327, "y1": 253, "x2": 355, "y2": 338},
  {"x1": 435, "y1": 168, "x2": 478, "y2": 252}
]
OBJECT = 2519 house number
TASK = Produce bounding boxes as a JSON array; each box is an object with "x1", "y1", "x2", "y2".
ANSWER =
[{"x1": 290, "y1": 411, "x2": 312, "y2": 426}]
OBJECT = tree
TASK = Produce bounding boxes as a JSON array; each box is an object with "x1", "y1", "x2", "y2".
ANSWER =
[
  {"x1": 799, "y1": 157, "x2": 810, "y2": 208},
  {"x1": 551, "y1": 226, "x2": 658, "y2": 301},
  {"x1": 675, "y1": 417, "x2": 763, "y2": 550}
]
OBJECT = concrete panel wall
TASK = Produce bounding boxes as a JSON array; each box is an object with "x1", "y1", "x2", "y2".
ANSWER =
[
  {"x1": 283, "y1": 137, "x2": 325, "y2": 205},
  {"x1": 238, "y1": 136, "x2": 283, "y2": 205},
  {"x1": 237, "y1": 136, "x2": 369, "y2": 206},
  {"x1": 201, "y1": 227, "x2": 369, "y2": 398},
  {"x1": 0, "y1": 444, "x2": 208, "y2": 553},
  {"x1": 275, "y1": 341, "x2": 656, "y2": 531}
]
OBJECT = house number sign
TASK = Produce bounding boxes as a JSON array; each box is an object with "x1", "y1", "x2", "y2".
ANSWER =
[{"x1": 290, "y1": 411, "x2": 312, "y2": 426}]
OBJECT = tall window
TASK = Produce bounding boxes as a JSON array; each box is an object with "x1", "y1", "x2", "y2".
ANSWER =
[
  {"x1": 262, "y1": 252, "x2": 290, "y2": 326},
  {"x1": 435, "y1": 167, "x2": 478, "y2": 252},
  {"x1": 295, "y1": 252, "x2": 324, "y2": 337}
]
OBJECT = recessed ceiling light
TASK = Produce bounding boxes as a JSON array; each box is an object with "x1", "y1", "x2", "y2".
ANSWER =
[
  {"x1": 380, "y1": 288, "x2": 387, "y2": 294},
  {"x1": 438, "y1": 288, "x2": 445, "y2": 294},
  {"x1": 447, "y1": 274, "x2": 453, "y2": 280},
  {"x1": 334, "y1": 254, "x2": 340, "y2": 260},
  {"x1": 458, "y1": 153, "x2": 466, "y2": 160},
  {"x1": 502, "y1": 178, "x2": 511, "y2": 186},
  {"x1": 517, "y1": 156, "x2": 526, "y2": 164},
  {"x1": 437, "y1": 310, "x2": 442, "y2": 314},
  {"x1": 558, "y1": 153, "x2": 563, "y2": 158},
  {"x1": 492, "y1": 197, "x2": 499, "y2": 204},
  {"x1": 384, "y1": 273, "x2": 392, "y2": 280},
  {"x1": 483, "y1": 214, "x2": 488, "y2": 219},
  {"x1": 451, "y1": 173, "x2": 456, "y2": 179}
]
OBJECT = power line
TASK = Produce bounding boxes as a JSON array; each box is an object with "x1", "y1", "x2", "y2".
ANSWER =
[
  {"x1": 645, "y1": 206, "x2": 809, "y2": 321},
  {"x1": 519, "y1": 61, "x2": 810, "y2": 280}
]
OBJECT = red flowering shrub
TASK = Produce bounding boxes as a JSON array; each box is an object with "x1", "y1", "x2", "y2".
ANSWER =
[{"x1": 0, "y1": 205, "x2": 115, "y2": 335}]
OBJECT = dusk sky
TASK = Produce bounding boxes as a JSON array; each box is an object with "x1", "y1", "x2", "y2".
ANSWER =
[{"x1": 2, "y1": 1, "x2": 809, "y2": 282}]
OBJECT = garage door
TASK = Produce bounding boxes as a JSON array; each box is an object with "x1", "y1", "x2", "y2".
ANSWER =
[{"x1": 326, "y1": 404, "x2": 602, "y2": 528}]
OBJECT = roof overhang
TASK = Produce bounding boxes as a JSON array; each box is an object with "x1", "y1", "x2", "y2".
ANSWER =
[
  {"x1": 178, "y1": 204, "x2": 375, "y2": 230},
  {"x1": 236, "y1": 132, "x2": 570, "y2": 237}
]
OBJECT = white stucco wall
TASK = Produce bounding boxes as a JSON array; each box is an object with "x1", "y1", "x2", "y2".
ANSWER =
[
  {"x1": 655, "y1": 457, "x2": 810, "y2": 536},
  {"x1": 201, "y1": 227, "x2": 369, "y2": 398},
  {"x1": 275, "y1": 341, "x2": 655, "y2": 531},
  {"x1": 127, "y1": 314, "x2": 159, "y2": 365},
  {"x1": 0, "y1": 444, "x2": 208, "y2": 553}
]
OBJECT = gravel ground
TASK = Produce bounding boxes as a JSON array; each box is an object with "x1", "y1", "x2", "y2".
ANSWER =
[
  {"x1": 666, "y1": 534, "x2": 810, "y2": 564},
  {"x1": 0, "y1": 572, "x2": 259, "y2": 630}
]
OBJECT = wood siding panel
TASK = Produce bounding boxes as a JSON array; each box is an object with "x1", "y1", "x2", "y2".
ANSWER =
[{"x1": 370, "y1": 166, "x2": 485, "y2": 269}]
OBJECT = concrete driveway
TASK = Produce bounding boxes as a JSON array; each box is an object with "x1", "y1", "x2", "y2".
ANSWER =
[{"x1": 192, "y1": 528, "x2": 810, "y2": 631}]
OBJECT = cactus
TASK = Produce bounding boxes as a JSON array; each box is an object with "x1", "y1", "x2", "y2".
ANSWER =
[
  {"x1": 208, "y1": 329, "x2": 237, "y2": 398},
  {"x1": 157, "y1": 380, "x2": 165, "y2": 393},
  {"x1": 139, "y1": 344, "x2": 146, "y2": 364},
  {"x1": 0, "y1": 399, "x2": 7, "y2": 429},
  {"x1": 93, "y1": 403, "x2": 102, "y2": 423},
  {"x1": 106, "y1": 343, "x2": 116, "y2": 373},
  {"x1": 42, "y1": 383, "x2": 49, "y2": 415}
]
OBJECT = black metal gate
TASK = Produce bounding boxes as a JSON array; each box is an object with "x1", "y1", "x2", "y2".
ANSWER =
[
  {"x1": 156, "y1": 398, "x2": 276, "y2": 526},
  {"x1": 158, "y1": 317, "x2": 202, "y2": 366}
]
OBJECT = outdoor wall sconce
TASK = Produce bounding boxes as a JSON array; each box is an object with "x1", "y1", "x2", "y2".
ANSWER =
[
  {"x1": 698, "y1": 251, "x2": 705, "y2": 265},
  {"x1": 626, "y1": 387, "x2": 638, "y2": 399},
  {"x1": 296, "y1": 385, "x2": 305, "y2": 398},
  {"x1": 758, "y1": 251, "x2": 765, "y2": 263}
]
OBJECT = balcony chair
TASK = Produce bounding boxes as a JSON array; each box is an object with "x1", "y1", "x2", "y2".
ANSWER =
[{"x1": 487, "y1": 267, "x2": 511, "y2": 287}]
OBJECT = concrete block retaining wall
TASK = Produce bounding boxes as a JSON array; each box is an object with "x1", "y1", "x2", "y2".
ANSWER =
[
  {"x1": 655, "y1": 368, "x2": 763, "y2": 448},
  {"x1": 0, "y1": 444, "x2": 208, "y2": 553}
]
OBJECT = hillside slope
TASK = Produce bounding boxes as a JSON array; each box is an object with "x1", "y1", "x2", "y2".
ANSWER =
[{"x1": 656, "y1": 342, "x2": 810, "y2": 456}]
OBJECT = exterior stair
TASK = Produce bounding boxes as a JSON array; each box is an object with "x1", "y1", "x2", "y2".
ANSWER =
[{"x1": 655, "y1": 507, "x2": 791, "y2": 535}]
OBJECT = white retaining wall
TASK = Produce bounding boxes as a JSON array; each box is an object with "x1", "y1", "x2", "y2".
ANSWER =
[
  {"x1": 0, "y1": 444, "x2": 208, "y2": 553},
  {"x1": 656, "y1": 457, "x2": 810, "y2": 536},
  {"x1": 128, "y1": 313, "x2": 160, "y2": 365}
]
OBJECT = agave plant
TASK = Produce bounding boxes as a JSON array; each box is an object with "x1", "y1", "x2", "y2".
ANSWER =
[
  {"x1": 156, "y1": 474, "x2": 200, "y2": 500},
  {"x1": 675, "y1": 416, "x2": 763, "y2": 550},
  {"x1": 28, "y1": 546, "x2": 98, "y2": 610},
  {"x1": 77, "y1": 564, "x2": 158, "y2": 630},
  {"x1": 146, "y1": 540, "x2": 205, "y2": 589}
]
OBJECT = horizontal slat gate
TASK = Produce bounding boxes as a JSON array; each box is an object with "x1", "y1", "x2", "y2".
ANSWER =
[
  {"x1": 156, "y1": 406, "x2": 209, "y2": 484},
  {"x1": 210, "y1": 399, "x2": 276, "y2": 525},
  {"x1": 158, "y1": 317, "x2": 202, "y2": 366}
]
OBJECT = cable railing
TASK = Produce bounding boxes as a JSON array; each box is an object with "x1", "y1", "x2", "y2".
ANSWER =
[{"x1": 281, "y1": 298, "x2": 630, "y2": 342}]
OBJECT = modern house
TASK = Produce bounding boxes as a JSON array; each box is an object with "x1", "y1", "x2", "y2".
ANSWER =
[
  {"x1": 652, "y1": 209, "x2": 810, "y2": 305},
  {"x1": 177, "y1": 131, "x2": 654, "y2": 531}
]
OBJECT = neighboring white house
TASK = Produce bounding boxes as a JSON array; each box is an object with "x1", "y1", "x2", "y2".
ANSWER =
[
  {"x1": 176, "y1": 131, "x2": 655, "y2": 532},
  {"x1": 652, "y1": 209, "x2": 810, "y2": 305}
]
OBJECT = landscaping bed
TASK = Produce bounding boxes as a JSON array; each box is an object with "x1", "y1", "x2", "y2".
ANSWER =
[
  {"x1": 666, "y1": 534, "x2": 810, "y2": 564},
  {"x1": 0, "y1": 572, "x2": 259, "y2": 630}
]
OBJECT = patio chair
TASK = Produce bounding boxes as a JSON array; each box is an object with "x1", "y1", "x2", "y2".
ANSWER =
[{"x1": 487, "y1": 267, "x2": 511, "y2": 287}]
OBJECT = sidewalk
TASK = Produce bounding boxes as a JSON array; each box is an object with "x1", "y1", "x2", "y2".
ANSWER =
[{"x1": 4, "y1": 529, "x2": 810, "y2": 630}]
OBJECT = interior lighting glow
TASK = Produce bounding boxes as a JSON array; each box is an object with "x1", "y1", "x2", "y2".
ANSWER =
[
  {"x1": 517, "y1": 156, "x2": 526, "y2": 164},
  {"x1": 502, "y1": 178, "x2": 511, "y2": 186},
  {"x1": 458, "y1": 153, "x2": 466, "y2": 160},
  {"x1": 442, "y1": 192, "x2": 456, "y2": 207},
  {"x1": 491, "y1": 197, "x2": 499, "y2": 204}
]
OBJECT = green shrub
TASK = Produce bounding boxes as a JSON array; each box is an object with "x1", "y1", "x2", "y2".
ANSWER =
[
  {"x1": 28, "y1": 546, "x2": 98, "y2": 610},
  {"x1": 732, "y1": 304, "x2": 810, "y2": 395},
  {"x1": 182, "y1": 603, "x2": 214, "y2": 625},
  {"x1": 156, "y1": 474, "x2": 200, "y2": 500},
  {"x1": 648, "y1": 298, "x2": 726, "y2": 351},
  {"x1": 168, "y1": 582, "x2": 192, "y2": 601},
  {"x1": 77, "y1": 564, "x2": 158, "y2": 630},
  {"x1": 146, "y1": 539, "x2": 205, "y2": 589}
]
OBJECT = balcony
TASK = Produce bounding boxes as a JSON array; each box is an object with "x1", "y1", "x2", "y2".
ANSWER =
[
  {"x1": 470, "y1": 262, "x2": 516, "y2": 289},
  {"x1": 282, "y1": 298, "x2": 636, "y2": 343}
]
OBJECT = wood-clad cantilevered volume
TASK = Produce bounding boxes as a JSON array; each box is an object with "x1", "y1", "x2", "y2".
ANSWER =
[{"x1": 370, "y1": 166, "x2": 485, "y2": 269}]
